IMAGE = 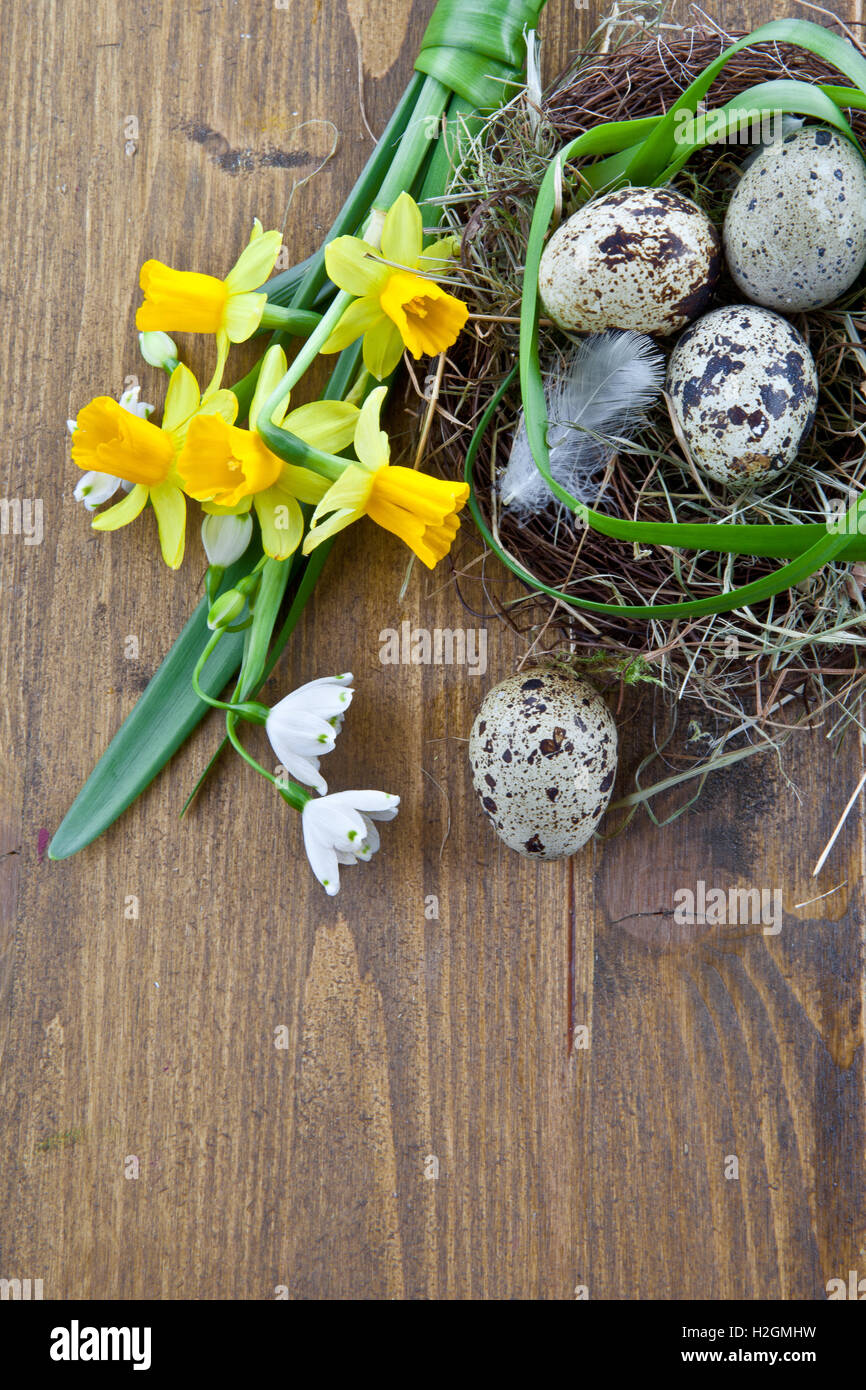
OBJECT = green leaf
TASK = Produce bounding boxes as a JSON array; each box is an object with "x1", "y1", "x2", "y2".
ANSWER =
[{"x1": 48, "y1": 542, "x2": 263, "y2": 860}]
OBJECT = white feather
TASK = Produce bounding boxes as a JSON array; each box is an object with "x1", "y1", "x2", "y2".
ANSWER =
[{"x1": 500, "y1": 331, "x2": 665, "y2": 518}]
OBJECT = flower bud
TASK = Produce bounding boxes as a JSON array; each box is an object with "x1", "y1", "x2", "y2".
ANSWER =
[
  {"x1": 207, "y1": 588, "x2": 246, "y2": 631},
  {"x1": 201, "y1": 512, "x2": 253, "y2": 568},
  {"x1": 138, "y1": 331, "x2": 179, "y2": 371}
]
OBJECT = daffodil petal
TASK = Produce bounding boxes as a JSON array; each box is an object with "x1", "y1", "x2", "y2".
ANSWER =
[
  {"x1": 222, "y1": 290, "x2": 267, "y2": 344},
  {"x1": 320, "y1": 295, "x2": 383, "y2": 355},
  {"x1": 416, "y1": 235, "x2": 461, "y2": 276},
  {"x1": 162, "y1": 363, "x2": 202, "y2": 434},
  {"x1": 224, "y1": 228, "x2": 282, "y2": 293},
  {"x1": 381, "y1": 191, "x2": 423, "y2": 266},
  {"x1": 366, "y1": 494, "x2": 460, "y2": 569},
  {"x1": 249, "y1": 344, "x2": 290, "y2": 431},
  {"x1": 302, "y1": 507, "x2": 358, "y2": 555},
  {"x1": 150, "y1": 482, "x2": 186, "y2": 569},
  {"x1": 254, "y1": 487, "x2": 304, "y2": 561},
  {"x1": 195, "y1": 389, "x2": 239, "y2": 426},
  {"x1": 310, "y1": 464, "x2": 374, "y2": 522},
  {"x1": 136, "y1": 261, "x2": 227, "y2": 334},
  {"x1": 324, "y1": 236, "x2": 389, "y2": 296},
  {"x1": 353, "y1": 387, "x2": 390, "y2": 472},
  {"x1": 380, "y1": 274, "x2": 469, "y2": 360},
  {"x1": 276, "y1": 462, "x2": 331, "y2": 505},
  {"x1": 362, "y1": 316, "x2": 404, "y2": 381},
  {"x1": 285, "y1": 400, "x2": 360, "y2": 453},
  {"x1": 91, "y1": 483, "x2": 150, "y2": 532}
]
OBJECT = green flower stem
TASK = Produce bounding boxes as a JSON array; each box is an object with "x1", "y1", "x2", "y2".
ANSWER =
[
  {"x1": 191, "y1": 630, "x2": 269, "y2": 720},
  {"x1": 181, "y1": 539, "x2": 334, "y2": 815},
  {"x1": 257, "y1": 74, "x2": 453, "y2": 445},
  {"x1": 225, "y1": 709, "x2": 310, "y2": 811},
  {"x1": 258, "y1": 304, "x2": 322, "y2": 334},
  {"x1": 262, "y1": 71, "x2": 427, "y2": 310},
  {"x1": 373, "y1": 75, "x2": 451, "y2": 212}
]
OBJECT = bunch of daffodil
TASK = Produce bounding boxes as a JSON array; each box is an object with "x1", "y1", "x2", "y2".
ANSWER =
[
  {"x1": 54, "y1": 12, "x2": 499, "y2": 891},
  {"x1": 321, "y1": 191, "x2": 469, "y2": 379}
]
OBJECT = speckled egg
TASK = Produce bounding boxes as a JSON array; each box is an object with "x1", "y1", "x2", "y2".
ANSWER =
[
  {"x1": 468, "y1": 669, "x2": 618, "y2": 860},
  {"x1": 724, "y1": 126, "x2": 866, "y2": 310},
  {"x1": 538, "y1": 186, "x2": 721, "y2": 336},
  {"x1": 666, "y1": 304, "x2": 818, "y2": 487}
]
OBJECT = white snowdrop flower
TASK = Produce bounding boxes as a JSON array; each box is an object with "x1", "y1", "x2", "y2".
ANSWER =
[
  {"x1": 266, "y1": 673, "x2": 354, "y2": 795},
  {"x1": 301, "y1": 789, "x2": 399, "y2": 895}
]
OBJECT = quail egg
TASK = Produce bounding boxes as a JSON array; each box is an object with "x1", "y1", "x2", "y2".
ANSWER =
[
  {"x1": 724, "y1": 126, "x2": 866, "y2": 310},
  {"x1": 468, "y1": 668, "x2": 618, "y2": 859},
  {"x1": 666, "y1": 304, "x2": 818, "y2": 487},
  {"x1": 538, "y1": 186, "x2": 721, "y2": 336}
]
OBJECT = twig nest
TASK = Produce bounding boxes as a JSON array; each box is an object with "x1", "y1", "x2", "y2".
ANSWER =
[
  {"x1": 666, "y1": 304, "x2": 818, "y2": 487},
  {"x1": 468, "y1": 669, "x2": 618, "y2": 859},
  {"x1": 538, "y1": 187, "x2": 720, "y2": 335},
  {"x1": 724, "y1": 127, "x2": 866, "y2": 311}
]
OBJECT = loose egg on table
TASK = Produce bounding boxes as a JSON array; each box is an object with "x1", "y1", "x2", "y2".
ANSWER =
[
  {"x1": 724, "y1": 126, "x2": 866, "y2": 311},
  {"x1": 538, "y1": 186, "x2": 721, "y2": 336},
  {"x1": 666, "y1": 304, "x2": 818, "y2": 488},
  {"x1": 468, "y1": 669, "x2": 618, "y2": 860}
]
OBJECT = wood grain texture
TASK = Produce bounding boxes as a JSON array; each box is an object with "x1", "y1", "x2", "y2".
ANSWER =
[{"x1": 0, "y1": 0, "x2": 863, "y2": 1300}]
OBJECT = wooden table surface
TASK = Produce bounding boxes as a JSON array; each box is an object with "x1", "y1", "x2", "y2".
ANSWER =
[{"x1": 1, "y1": 0, "x2": 864, "y2": 1301}]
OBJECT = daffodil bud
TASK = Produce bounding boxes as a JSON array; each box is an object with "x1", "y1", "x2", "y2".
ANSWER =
[
  {"x1": 138, "y1": 331, "x2": 179, "y2": 372},
  {"x1": 207, "y1": 588, "x2": 246, "y2": 631},
  {"x1": 201, "y1": 512, "x2": 253, "y2": 568}
]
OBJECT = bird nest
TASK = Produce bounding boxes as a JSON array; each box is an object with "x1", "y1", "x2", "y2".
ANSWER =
[{"x1": 430, "y1": 6, "x2": 866, "y2": 759}]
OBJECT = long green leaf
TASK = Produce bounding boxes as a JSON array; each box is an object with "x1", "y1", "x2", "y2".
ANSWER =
[{"x1": 48, "y1": 543, "x2": 263, "y2": 859}]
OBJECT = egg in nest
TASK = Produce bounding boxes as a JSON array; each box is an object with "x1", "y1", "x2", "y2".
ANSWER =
[
  {"x1": 538, "y1": 186, "x2": 721, "y2": 336},
  {"x1": 666, "y1": 304, "x2": 818, "y2": 487},
  {"x1": 468, "y1": 669, "x2": 618, "y2": 860},
  {"x1": 724, "y1": 126, "x2": 866, "y2": 311}
]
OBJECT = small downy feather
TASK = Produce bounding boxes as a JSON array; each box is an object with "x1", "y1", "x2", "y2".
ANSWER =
[{"x1": 500, "y1": 331, "x2": 665, "y2": 518}]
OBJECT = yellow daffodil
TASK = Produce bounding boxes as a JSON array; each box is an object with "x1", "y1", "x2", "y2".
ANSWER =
[
  {"x1": 71, "y1": 365, "x2": 237, "y2": 568},
  {"x1": 136, "y1": 220, "x2": 283, "y2": 393},
  {"x1": 177, "y1": 345, "x2": 360, "y2": 561},
  {"x1": 321, "y1": 193, "x2": 468, "y2": 380},
  {"x1": 302, "y1": 386, "x2": 470, "y2": 569}
]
